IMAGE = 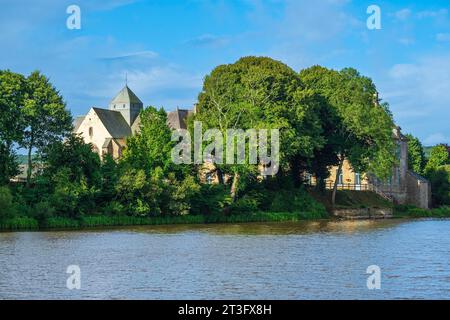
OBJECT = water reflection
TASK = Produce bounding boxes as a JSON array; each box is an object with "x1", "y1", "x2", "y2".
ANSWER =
[
  {"x1": 112, "y1": 219, "x2": 403, "y2": 235},
  {"x1": 0, "y1": 219, "x2": 449, "y2": 299}
]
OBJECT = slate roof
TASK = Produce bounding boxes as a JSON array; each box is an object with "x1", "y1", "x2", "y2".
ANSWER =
[
  {"x1": 167, "y1": 108, "x2": 193, "y2": 130},
  {"x1": 109, "y1": 85, "x2": 143, "y2": 105},
  {"x1": 92, "y1": 107, "x2": 132, "y2": 138},
  {"x1": 73, "y1": 116, "x2": 85, "y2": 132},
  {"x1": 131, "y1": 115, "x2": 142, "y2": 134}
]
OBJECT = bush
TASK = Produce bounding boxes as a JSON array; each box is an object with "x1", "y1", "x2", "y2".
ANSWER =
[
  {"x1": 190, "y1": 184, "x2": 232, "y2": 215},
  {"x1": 394, "y1": 205, "x2": 450, "y2": 218},
  {"x1": 268, "y1": 188, "x2": 327, "y2": 216},
  {"x1": 426, "y1": 165, "x2": 450, "y2": 207},
  {"x1": 32, "y1": 201, "x2": 55, "y2": 223},
  {"x1": 0, "y1": 217, "x2": 39, "y2": 230},
  {"x1": 101, "y1": 201, "x2": 125, "y2": 216},
  {"x1": 229, "y1": 194, "x2": 260, "y2": 215},
  {"x1": 0, "y1": 186, "x2": 17, "y2": 221}
]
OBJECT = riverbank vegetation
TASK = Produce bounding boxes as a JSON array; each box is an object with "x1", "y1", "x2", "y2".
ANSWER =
[{"x1": 1, "y1": 58, "x2": 449, "y2": 231}]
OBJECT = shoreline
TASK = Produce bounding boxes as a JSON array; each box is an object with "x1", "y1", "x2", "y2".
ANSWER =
[{"x1": 1, "y1": 207, "x2": 449, "y2": 232}]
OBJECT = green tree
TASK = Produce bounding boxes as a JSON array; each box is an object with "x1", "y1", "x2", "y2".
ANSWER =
[
  {"x1": 426, "y1": 165, "x2": 450, "y2": 206},
  {"x1": 122, "y1": 107, "x2": 175, "y2": 176},
  {"x1": 42, "y1": 134, "x2": 101, "y2": 186},
  {"x1": 0, "y1": 70, "x2": 26, "y2": 184},
  {"x1": 32, "y1": 134, "x2": 102, "y2": 217},
  {"x1": 425, "y1": 144, "x2": 449, "y2": 173},
  {"x1": 120, "y1": 107, "x2": 199, "y2": 216},
  {"x1": 405, "y1": 134, "x2": 426, "y2": 174},
  {"x1": 21, "y1": 71, "x2": 72, "y2": 186},
  {"x1": 300, "y1": 66, "x2": 396, "y2": 206},
  {"x1": 195, "y1": 56, "x2": 324, "y2": 202},
  {"x1": 0, "y1": 186, "x2": 17, "y2": 221}
]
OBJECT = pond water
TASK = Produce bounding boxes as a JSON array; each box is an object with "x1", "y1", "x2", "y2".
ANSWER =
[{"x1": 1, "y1": 219, "x2": 449, "y2": 299}]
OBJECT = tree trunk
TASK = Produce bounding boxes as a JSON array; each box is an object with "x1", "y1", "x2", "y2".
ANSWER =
[
  {"x1": 230, "y1": 172, "x2": 240, "y2": 203},
  {"x1": 316, "y1": 176, "x2": 326, "y2": 194},
  {"x1": 331, "y1": 156, "x2": 344, "y2": 207},
  {"x1": 216, "y1": 168, "x2": 224, "y2": 184},
  {"x1": 290, "y1": 157, "x2": 302, "y2": 188},
  {"x1": 26, "y1": 137, "x2": 33, "y2": 187}
]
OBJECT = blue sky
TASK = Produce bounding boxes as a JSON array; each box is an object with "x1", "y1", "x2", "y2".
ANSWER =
[{"x1": 1, "y1": 0, "x2": 449, "y2": 145}]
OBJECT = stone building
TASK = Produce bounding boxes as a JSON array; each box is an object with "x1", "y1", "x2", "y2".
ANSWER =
[
  {"x1": 74, "y1": 86, "x2": 431, "y2": 209},
  {"x1": 314, "y1": 127, "x2": 431, "y2": 209},
  {"x1": 73, "y1": 85, "x2": 191, "y2": 160}
]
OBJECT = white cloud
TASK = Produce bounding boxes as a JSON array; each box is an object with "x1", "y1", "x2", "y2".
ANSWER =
[
  {"x1": 398, "y1": 37, "x2": 415, "y2": 45},
  {"x1": 417, "y1": 9, "x2": 448, "y2": 19},
  {"x1": 436, "y1": 33, "x2": 450, "y2": 42},
  {"x1": 185, "y1": 34, "x2": 230, "y2": 48},
  {"x1": 379, "y1": 54, "x2": 450, "y2": 142},
  {"x1": 424, "y1": 133, "x2": 450, "y2": 145},
  {"x1": 395, "y1": 9, "x2": 412, "y2": 21}
]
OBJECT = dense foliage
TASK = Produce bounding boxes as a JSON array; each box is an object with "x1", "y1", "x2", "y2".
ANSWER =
[
  {"x1": 406, "y1": 134, "x2": 426, "y2": 175},
  {"x1": 1, "y1": 57, "x2": 446, "y2": 229}
]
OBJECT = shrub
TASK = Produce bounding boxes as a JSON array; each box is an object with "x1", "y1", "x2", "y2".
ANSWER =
[
  {"x1": 101, "y1": 201, "x2": 125, "y2": 216},
  {"x1": 32, "y1": 201, "x2": 55, "y2": 223},
  {"x1": 426, "y1": 165, "x2": 450, "y2": 206},
  {"x1": 268, "y1": 188, "x2": 327, "y2": 216},
  {"x1": 0, "y1": 186, "x2": 17, "y2": 221},
  {"x1": 229, "y1": 194, "x2": 260, "y2": 215},
  {"x1": 190, "y1": 184, "x2": 232, "y2": 215},
  {"x1": 0, "y1": 217, "x2": 39, "y2": 230}
]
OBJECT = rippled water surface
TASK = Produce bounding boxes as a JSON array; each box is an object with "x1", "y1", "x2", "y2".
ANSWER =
[{"x1": 1, "y1": 219, "x2": 450, "y2": 299}]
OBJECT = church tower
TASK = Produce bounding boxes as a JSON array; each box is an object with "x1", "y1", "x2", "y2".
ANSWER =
[{"x1": 109, "y1": 85, "x2": 143, "y2": 126}]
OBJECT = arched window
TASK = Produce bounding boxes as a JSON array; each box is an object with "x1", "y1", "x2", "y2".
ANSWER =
[{"x1": 89, "y1": 127, "x2": 93, "y2": 137}]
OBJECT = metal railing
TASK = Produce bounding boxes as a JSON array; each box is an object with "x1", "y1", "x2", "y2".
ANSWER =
[{"x1": 305, "y1": 181, "x2": 394, "y2": 202}]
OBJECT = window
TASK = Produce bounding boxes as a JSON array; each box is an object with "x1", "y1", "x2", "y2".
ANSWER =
[
  {"x1": 89, "y1": 127, "x2": 93, "y2": 137},
  {"x1": 123, "y1": 104, "x2": 126, "y2": 108},
  {"x1": 206, "y1": 173, "x2": 214, "y2": 184},
  {"x1": 355, "y1": 173, "x2": 361, "y2": 185},
  {"x1": 337, "y1": 169, "x2": 343, "y2": 185}
]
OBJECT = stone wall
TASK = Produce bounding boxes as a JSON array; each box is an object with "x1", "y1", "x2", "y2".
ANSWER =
[
  {"x1": 332, "y1": 208, "x2": 393, "y2": 219},
  {"x1": 406, "y1": 171, "x2": 431, "y2": 209}
]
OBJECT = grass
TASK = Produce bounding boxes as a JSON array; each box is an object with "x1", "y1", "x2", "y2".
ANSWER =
[
  {"x1": 0, "y1": 217, "x2": 39, "y2": 230},
  {"x1": 0, "y1": 210, "x2": 328, "y2": 231},
  {"x1": 394, "y1": 206, "x2": 450, "y2": 218},
  {"x1": 2, "y1": 206, "x2": 448, "y2": 231},
  {"x1": 309, "y1": 189, "x2": 393, "y2": 211}
]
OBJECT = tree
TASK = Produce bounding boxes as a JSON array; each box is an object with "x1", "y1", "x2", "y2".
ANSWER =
[
  {"x1": 426, "y1": 165, "x2": 450, "y2": 206},
  {"x1": 122, "y1": 107, "x2": 175, "y2": 176},
  {"x1": 425, "y1": 144, "x2": 449, "y2": 173},
  {"x1": 21, "y1": 71, "x2": 72, "y2": 186},
  {"x1": 41, "y1": 134, "x2": 101, "y2": 186},
  {"x1": 195, "y1": 56, "x2": 324, "y2": 202},
  {"x1": 405, "y1": 134, "x2": 426, "y2": 174},
  {"x1": 300, "y1": 66, "x2": 396, "y2": 206},
  {"x1": 0, "y1": 70, "x2": 26, "y2": 184},
  {"x1": 38, "y1": 134, "x2": 102, "y2": 216},
  {"x1": 0, "y1": 185, "x2": 17, "y2": 221},
  {"x1": 120, "y1": 107, "x2": 199, "y2": 216}
]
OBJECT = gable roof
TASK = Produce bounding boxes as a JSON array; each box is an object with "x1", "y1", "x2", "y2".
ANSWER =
[
  {"x1": 131, "y1": 114, "x2": 141, "y2": 134},
  {"x1": 167, "y1": 108, "x2": 192, "y2": 129},
  {"x1": 109, "y1": 85, "x2": 143, "y2": 105},
  {"x1": 92, "y1": 107, "x2": 132, "y2": 138},
  {"x1": 73, "y1": 116, "x2": 85, "y2": 132}
]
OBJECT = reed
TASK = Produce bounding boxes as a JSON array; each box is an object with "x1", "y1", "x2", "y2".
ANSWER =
[{"x1": 0, "y1": 217, "x2": 39, "y2": 230}]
